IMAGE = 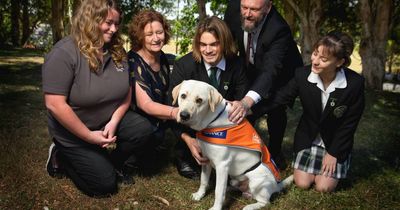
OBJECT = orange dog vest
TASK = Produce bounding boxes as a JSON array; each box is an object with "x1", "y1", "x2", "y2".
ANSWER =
[{"x1": 196, "y1": 119, "x2": 281, "y2": 181}]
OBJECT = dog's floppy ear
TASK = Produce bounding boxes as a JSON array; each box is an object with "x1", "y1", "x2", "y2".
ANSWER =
[
  {"x1": 208, "y1": 88, "x2": 223, "y2": 112},
  {"x1": 172, "y1": 83, "x2": 182, "y2": 105}
]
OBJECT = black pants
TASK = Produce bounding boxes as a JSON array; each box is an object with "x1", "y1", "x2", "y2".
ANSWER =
[
  {"x1": 56, "y1": 110, "x2": 164, "y2": 197},
  {"x1": 174, "y1": 137, "x2": 197, "y2": 162},
  {"x1": 110, "y1": 110, "x2": 163, "y2": 171},
  {"x1": 249, "y1": 105, "x2": 287, "y2": 158},
  {"x1": 56, "y1": 143, "x2": 117, "y2": 197}
]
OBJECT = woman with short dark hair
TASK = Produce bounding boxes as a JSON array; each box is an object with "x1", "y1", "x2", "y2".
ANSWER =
[{"x1": 111, "y1": 9, "x2": 178, "y2": 178}]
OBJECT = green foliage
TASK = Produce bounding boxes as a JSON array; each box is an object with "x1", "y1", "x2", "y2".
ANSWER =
[
  {"x1": 120, "y1": 0, "x2": 150, "y2": 34},
  {"x1": 386, "y1": 0, "x2": 400, "y2": 72},
  {"x1": 119, "y1": 0, "x2": 175, "y2": 35},
  {"x1": 0, "y1": 0, "x2": 12, "y2": 46},
  {"x1": 150, "y1": 0, "x2": 175, "y2": 14},
  {"x1": 174, "y1": 0, "x2": 198, "y2": 54},
  {"x1": 321, "y1": 0, "x2": 361, "y2": 39},
  {"x1": 172, "y1": 0, "x2": 231, "y2": 55},
  {"x1": 209, "y1": 0, "x2": 228, "y2": 17},
  {"x1": 0, "y1": 0, "x2": 51, "y2": 47}
]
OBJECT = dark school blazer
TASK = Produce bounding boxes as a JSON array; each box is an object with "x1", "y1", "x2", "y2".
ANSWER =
[
  {"x1": 273, "y1": 65, "x2": 365, "y2": 163},
  {"x1": 168, "y1": 52, "x2": 248, "y2": 137},
  {"x1": 225, "y1": 4, "x2": 303, "y2": 102}
]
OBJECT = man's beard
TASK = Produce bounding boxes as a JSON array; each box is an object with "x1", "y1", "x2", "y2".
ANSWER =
[{"x1": 241, "y1": 16, "x2": 263, "y2": 32}]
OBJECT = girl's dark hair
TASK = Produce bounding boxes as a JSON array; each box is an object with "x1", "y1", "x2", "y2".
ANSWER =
[{"x1": 313, "y1": 31, "x2": 354, "y2": 67}]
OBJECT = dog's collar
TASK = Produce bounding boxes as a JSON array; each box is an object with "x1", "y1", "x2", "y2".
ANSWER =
[
  {"x1": 242, "y1": 161, "x2": 261, "y2": 175},
  {"x1": 209, "y1": 102, "x2": 227, "y2": 125}
]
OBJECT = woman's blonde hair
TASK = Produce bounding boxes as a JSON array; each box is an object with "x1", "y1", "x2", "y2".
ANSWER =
[
  {"x1": 71, "y1": 0, "x2": 125, "y2": 72},
  {"x1": 128, "y1": 9, "x2": 171, "y2": 51},
  {"x1": 192, "y1": 16, "x2": 237, "y2": 62}
]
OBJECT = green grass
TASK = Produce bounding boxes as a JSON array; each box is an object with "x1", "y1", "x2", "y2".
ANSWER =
[{"x1": 0, "y1": 48, "x2": 399, "y2": 209}]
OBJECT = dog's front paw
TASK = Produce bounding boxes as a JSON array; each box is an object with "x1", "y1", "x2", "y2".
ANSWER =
[
  {"x1": 192, "y1": 191, "x2": 205, "y2": 201},
  {"x1": 208, "y1": 206, "x2": 222, "y2": 210}
]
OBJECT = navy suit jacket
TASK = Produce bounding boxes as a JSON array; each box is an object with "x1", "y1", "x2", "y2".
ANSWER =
[
  {"x1": 168, "y1": 52, "x2": 248, "y2": 137},
  {"x1": 225, "y1": 2, "x2": 303, "y2": 115},
  {"x1": 273, "y1": 66, "x2": 365, "y2": 162}
]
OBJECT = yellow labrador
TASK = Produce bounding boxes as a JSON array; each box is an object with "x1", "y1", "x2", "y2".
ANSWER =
[{"x1": 172, "y1": 80, "x2": 293, "y2": 210}]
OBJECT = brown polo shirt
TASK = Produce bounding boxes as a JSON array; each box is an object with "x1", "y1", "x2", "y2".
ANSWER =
[{"x1": 42, "y1": 36, "x2": 129, "y2": 147}]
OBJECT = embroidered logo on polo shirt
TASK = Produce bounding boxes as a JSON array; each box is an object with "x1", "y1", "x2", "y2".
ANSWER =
[
  {"x1": 115, "y1": 63, "x2": 125, "y2": 72},
  {"x1": 116, "y1": 66, "x2": 125, "y2": 72}
]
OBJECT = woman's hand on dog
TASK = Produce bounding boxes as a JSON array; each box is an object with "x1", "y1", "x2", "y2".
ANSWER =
[{"x1": 182, "y1": 133, "x2": 209, "y2": 165}]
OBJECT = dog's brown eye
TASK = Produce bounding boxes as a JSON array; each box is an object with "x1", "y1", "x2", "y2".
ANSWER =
[
  {"x1": 196, "y1": 98, "x2": 203, "y2": 104},
  {"x1": 181, "y1": 94, "x2": 186, "y2": 99}
]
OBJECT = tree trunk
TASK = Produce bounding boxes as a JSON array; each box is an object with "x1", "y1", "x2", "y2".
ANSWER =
[
  {"x1": 11, "y1": 0, "x2": 21, "y2": 46},
  {"x1": 51, "y1": 0, "x2": 65, "y2": 44},
  {"x1": 359, "y1": 0, "x2": 393, "y2": 90},
  {"x1": 387, "y1": 40, "x2": 395, "y2": 74},
  {"x1": 21, "y1": 0, "x2": 30, "y2": 45},
  {"x1": 197, "y1": 0, "x2": 207, "y2": 21},
  {"x1": 283, "y1": 1, "x2": 296, "y2": 36},
  {"x1": 72, "y1": 0, "x2": 81, "y2": 14},
  {"x1": 284, "y1": 0, "x2": 324, "y2": 64}
]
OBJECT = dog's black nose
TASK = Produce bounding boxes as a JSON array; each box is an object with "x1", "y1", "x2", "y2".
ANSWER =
[{"x1": 180, "y1": 111, "x2": 190, "y2": 121}]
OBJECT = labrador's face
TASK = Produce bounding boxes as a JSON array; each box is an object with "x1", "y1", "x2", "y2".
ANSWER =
[{"x1": 172, "y1": 80, "x2": 221, "y2": 128}]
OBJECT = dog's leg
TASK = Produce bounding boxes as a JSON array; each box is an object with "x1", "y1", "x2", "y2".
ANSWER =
[
  {"x1": 243, "y1": 177, "x2": 270, "y2": 210},
  {"x1": 210, "y1": 164, "x2": 229, "y2": 210},
  {"x1": 192, "y1": 164, "x2": 212, "y2": 201},
  {"x1": 242, "y1": 166, "x2": 275, "y2": 210}
]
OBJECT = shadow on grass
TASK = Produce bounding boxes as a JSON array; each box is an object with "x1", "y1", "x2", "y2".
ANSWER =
[
  {"x1": 0, "y1": 62, "x2": 42, "y2": 87},
  {"x1": 0, "y1": 48, "x2": 45, "y2": 57}
]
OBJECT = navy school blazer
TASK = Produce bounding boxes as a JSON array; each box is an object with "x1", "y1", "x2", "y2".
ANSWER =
[{"x1": 273, "y1": 66, "x2": 365, "y2": 163}]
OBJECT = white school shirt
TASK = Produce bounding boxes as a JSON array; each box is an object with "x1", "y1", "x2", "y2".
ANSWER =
[{"x1": 307, "y1": 68, "x2": 347, "y2": 147}]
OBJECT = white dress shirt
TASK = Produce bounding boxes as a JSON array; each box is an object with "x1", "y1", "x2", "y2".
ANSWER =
[
  {"x1": 243, "y1": 16, "x2": 267, "y2": 104},
  {"x1": 307, "y1": 68, "x2": 347, "y2": 147}
]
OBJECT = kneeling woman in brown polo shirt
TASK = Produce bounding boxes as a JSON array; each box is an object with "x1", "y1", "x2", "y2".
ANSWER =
[{"x1": 42, "y1": 0, "x2": 132, "y2": 197}]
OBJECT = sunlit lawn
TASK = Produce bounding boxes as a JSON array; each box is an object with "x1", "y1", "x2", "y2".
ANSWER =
[{"x1": 0, "y1": 48, "x2": 399, "y2": 209}]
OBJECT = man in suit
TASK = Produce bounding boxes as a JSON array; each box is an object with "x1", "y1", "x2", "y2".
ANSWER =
[
  {"x1": 224, "y1": 0, "x2": 304, "y2": 168},
  {"x1": 169, "y1": 16, "x2": 248, "y2": 179}
]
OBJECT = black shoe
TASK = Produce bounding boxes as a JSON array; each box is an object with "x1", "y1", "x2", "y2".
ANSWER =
[
  {"x1": 175, "y1": 159, "x2": 200, "y2": 180},
  {"x1": 116, "y1": 163, "x2": 137, "y2": 185},
  {"x1": 46, "y1": 143, "x2": 66, "y2": 178},
  {"x1": 116, "y1": 169, "x2": 135, "y2": 185}
]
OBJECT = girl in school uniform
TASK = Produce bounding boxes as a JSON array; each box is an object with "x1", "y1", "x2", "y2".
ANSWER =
[{"x1": 273, "y1": 31, "x2": 365, "y2": 192}]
